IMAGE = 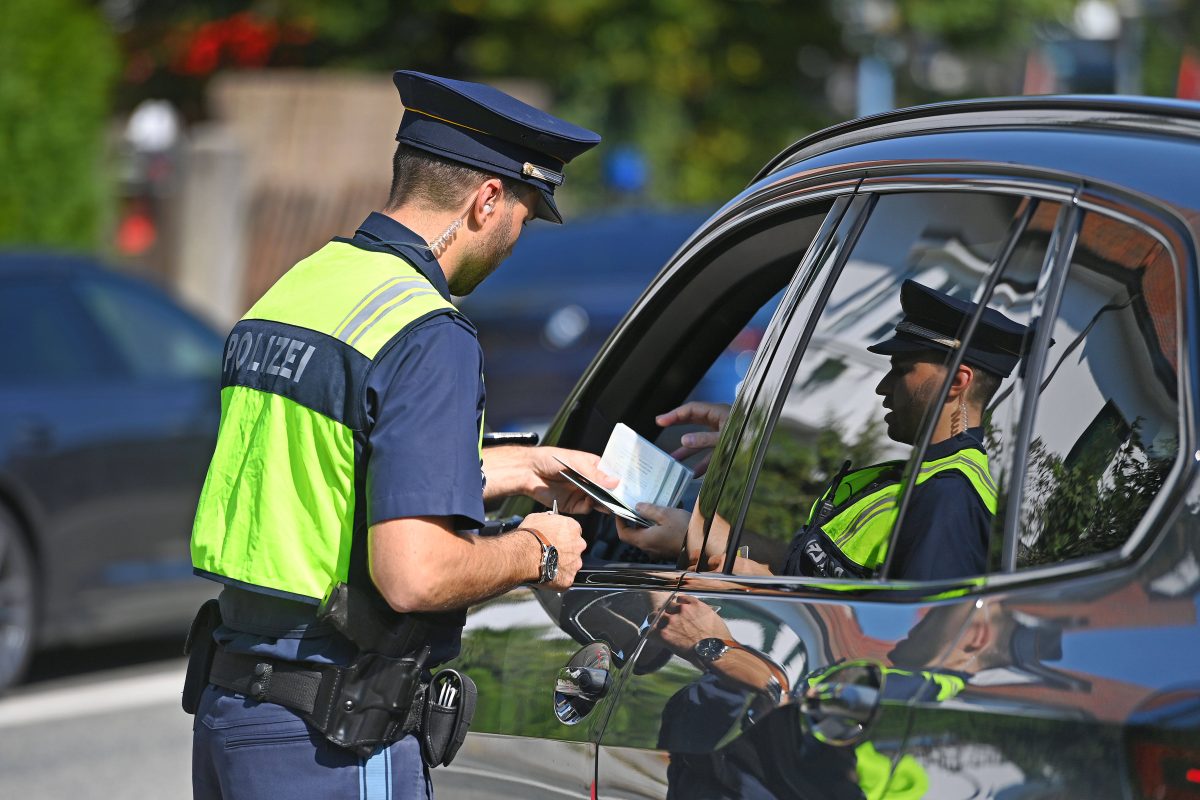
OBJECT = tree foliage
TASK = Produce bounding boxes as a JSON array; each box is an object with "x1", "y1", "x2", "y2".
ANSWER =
[
  {"x1": 0, "y1": 0, "x2": 119, "y2": 248},
  {"x1": 1018, "y1": 420, "x2": 1174, "y2": 567}
]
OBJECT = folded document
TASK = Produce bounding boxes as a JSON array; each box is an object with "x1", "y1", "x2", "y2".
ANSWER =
[{"x1": 556, "y1": 423, "x2": 692, "y2": 527}]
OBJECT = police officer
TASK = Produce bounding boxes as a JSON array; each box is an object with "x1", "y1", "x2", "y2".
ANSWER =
[
  {"x1": 185, "y1": 72, "x2": 612, "y2": 798},
  {"x1": 618, "y1": 280, "x2": 1029, "y2": 581}
]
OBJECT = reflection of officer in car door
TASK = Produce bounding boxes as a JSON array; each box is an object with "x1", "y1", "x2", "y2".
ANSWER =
[
  {"x1": 619, "y1": 280, "x2": 1030, "y2": 581},
  {"x1": 648, "y1": 593, "x2": 1045, "y2": 799}
]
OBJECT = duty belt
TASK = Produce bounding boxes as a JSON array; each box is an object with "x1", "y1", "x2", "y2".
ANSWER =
[
  {"x1": 207, "y1": 648, "x2": 425, "y2": 750},
  {"x1": 183, "y1": 597, "x2": 477, "y2": 765}
]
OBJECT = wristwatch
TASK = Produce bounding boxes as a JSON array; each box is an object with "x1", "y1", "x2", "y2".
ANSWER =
[
  {"x1": 693, "y1": 637, "x2": 736, "y2": 664},
  {"x1": 519, "y1": 528, "x2": 558, "y2": 584}
]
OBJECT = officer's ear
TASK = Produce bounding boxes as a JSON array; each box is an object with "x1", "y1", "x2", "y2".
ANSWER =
[
  {"x1": 949, "y1": 363, "x2": 975, "y2": 399},
  {"x1": 470, "y1": 179, "x2": 505, "y2": 227}
]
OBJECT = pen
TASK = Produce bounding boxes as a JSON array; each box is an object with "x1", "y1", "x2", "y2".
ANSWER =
[{"x1": 551, "y1": 500, "x2": 558, "y2": 514}]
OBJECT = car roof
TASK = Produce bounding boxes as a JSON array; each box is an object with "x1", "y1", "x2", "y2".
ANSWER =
[{"x1": 757, "y1": 94, "x2": 1200, "y2": 181}]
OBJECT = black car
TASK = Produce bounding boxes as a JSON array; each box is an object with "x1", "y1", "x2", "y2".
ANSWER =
[
  {"x1": 0, "y1": 253, "x2": 222, "y2": 690},
  {"x1": 433, "y1": 96, "x2": 1200, "y2": 799}
]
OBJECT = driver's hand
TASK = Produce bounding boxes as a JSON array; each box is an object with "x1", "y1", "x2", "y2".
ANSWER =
[
  {"x1": 615, "y1": 503, "x2": 690, "y2": 559},
  {"x1": 656, "y1": 402, "x2": 731, "y2": 477}
]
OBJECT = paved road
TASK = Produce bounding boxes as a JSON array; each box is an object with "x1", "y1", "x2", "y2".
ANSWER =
[{"x1": 0, "y1": 648, "x2": 191, "y2": 799}]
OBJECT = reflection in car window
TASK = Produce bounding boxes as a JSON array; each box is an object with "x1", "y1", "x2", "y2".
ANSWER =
[
  {"x1": 76, "y1": 278, "x2": 221, "y2": 381},
  {"x1": 957, "y1": 200, "x2": 1061, "y2": 569},
  {"x1": 1013, "y1": 212, "x2": 1179, "y2": 568},
  {"x1": 0, "y1": 279, "x2": 113, "y2": 381},
  {"x1": 734, "y1": 191, "x2": 1036, "y2": 579}
]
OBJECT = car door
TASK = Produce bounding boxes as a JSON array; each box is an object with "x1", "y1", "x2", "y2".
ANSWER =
[
  {"x1": 432, "y1": 191, "x2": 845, "y2": 799},
  {"x1": 894, "y1": 186, "x2": 1200, "y2": 798},
  {"x1": 592, "y1": 182, "x2": 1076, "y2": 798}
]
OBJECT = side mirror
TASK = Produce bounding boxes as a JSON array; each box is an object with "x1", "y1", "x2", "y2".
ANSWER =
[{"x1": 797, "y1": 660, "x2": 885, "y2": 747}]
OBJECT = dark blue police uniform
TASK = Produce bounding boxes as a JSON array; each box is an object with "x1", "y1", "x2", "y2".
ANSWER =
[
  {"x1": 190, "y1": 70, "x2": 600, "y2": 800},
  {"x1": 781, "y1": 280, "x2": 1028, "y2": 583},
  {"x1": 193, "y1": 215, "x2": 486, "y2": 799},
  {"x1": 889, "y1": 426, "x2": 992, "y2": 581}
]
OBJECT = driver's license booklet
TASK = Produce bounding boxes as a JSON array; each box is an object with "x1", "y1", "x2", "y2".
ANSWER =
[{"x1": 555, "y1": 423, "x2": 692, "y2": 527}]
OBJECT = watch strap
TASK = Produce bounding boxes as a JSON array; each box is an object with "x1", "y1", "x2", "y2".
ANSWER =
[{"x1": 515, "y1": 527, "x2": 552, "y2": 583}]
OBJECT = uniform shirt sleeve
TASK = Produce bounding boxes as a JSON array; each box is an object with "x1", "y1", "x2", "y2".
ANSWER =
[
  {"x1": 363, "y1": 315, "x2": 486, "y2": 530},
  {"x1": 890, "y1": 473, "x2": 990, "y2": 581}
]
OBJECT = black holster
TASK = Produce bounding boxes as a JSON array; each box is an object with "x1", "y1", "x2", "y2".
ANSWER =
[
  {"x1": 313, "y1": 582, "x2": 477, "y2": 764},
  {"x1": 182, "y1": 598, "x2": 221, "y2": 714},
  {"x1": 308, "y1": 648, "x2": 431, "y2": 757}
]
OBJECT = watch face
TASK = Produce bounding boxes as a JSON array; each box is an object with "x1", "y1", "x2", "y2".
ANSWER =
[
  {"x1": 694, "y1": 637, "x2": 728, "y2": 662},
  {"x1": 544, "y1": 546, "x2": 559, "y2": 582}
]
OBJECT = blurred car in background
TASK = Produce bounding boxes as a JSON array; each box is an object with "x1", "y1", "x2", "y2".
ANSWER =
[
  {"x1": 0, "y1": 252, "x2": 223, "y2": 692},
  {"x1": 461, "y1": 208, "x2": 770, "y2": 432}
]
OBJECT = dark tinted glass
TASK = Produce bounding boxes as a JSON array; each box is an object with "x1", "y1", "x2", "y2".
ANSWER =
[
  {"x1": 0, "y1": 279, "x2": 112, "y2": 381},
  {"x1": 735, "y1": 191, "x2": 1029, "y2": 578},
  {"x1": 1015, "y1": 212, "x2": 1179, "y2": 568},
  {"x1": 76, "y1": 278, "x2": 222, "y2": 381}
]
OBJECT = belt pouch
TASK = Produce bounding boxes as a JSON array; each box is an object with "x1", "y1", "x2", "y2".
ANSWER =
[
  {"x1": 182, "y1": 599, "x2": 222, "y2": 714},
  {"x1": 311, "y1": 650, "x2": 426, "y2": 756},
  {"x1": 420, "y1": 669, "x2": 478, "y2": 768}
]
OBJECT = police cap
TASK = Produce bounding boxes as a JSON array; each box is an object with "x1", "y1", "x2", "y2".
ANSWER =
[
  {"x1": 393, "y1": 71, "x2": 601, "y2": 224},
  {"x1": 867, "y1": 280, "x2": 1030, "y2": 379}
]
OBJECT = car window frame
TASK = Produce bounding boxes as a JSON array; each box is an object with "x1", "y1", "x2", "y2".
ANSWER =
[{"x1": 702, "y1": 174, "x2": 1086, "y2": 590}]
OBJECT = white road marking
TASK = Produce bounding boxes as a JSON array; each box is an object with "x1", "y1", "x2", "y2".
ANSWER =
[{"x1": 0, "y1": 662, "x2": 186, "y2": 729}]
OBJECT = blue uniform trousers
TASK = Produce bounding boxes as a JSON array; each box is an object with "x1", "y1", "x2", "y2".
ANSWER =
[{"x1": 192, "y1": 686, "x2": 433, "y2": 799}]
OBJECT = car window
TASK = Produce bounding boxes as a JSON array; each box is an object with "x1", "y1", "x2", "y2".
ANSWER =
[
  {"x1": 729, "y1": 191, "x2": 1043, "y2": 579},
  {"x1": 544, "y1": 201, "x2": 836, "y2": 566},
  {"x1": 927, "y1": 199, "x2": 1062, "y2": 571},
  {"x1": 1006, "y1": 210, "x2": 1180, "y2": 569},
  {"x1": 0, "y1": 278, "x2": 117, "y2": 381},
  {"x1": 75, "y1": 277, "x2": 222, "y2": 381}
]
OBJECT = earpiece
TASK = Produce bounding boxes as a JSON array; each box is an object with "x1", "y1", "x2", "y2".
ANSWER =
[{"x1": 484, "y1": 204, "x2": 494, "y2": 214}]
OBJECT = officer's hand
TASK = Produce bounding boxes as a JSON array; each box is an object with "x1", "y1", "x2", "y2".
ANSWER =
[
  {"x1": 654, "y1": 595, "x2": 732, "y2": 656},
  {"x1": 656, "y1": 402, "x2": 732, "y2": 477},
  {"x1": 615, "y1": 503, "x2": 689, "y2": 559},
  {"x1": 521, "y1": 511, "x2": 586, "y2": 591},
  {"x1": 524, "y1": 446, "x2": 618, "y2": 514}
]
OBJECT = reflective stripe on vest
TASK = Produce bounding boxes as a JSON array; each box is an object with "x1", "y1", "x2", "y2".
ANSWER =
[
  {"x1": 809, "y1": 448, "x2": 997, "y2": 574},
  {"x1": 191, "y1": 241, "x2": 471, "y2": 603}
]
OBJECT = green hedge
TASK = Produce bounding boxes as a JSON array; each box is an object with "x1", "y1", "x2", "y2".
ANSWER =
[{"x1": 0, "y1": 0, "x2": 118, "y2": 248}]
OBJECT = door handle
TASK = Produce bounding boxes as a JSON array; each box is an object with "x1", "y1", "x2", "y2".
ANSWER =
[{"x1": 555, "y1": 666, "x2": 610, "y2": 701}]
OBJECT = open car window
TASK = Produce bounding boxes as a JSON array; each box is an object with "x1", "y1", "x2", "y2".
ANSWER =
[{"x1": 526, "y1": 200, "x2": 840, "y2": 567}]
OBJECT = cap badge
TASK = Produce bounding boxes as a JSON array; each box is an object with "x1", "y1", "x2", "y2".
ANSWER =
[
  {"x1": 896, "y1": 321, "x2": 961, "y2": 350},
  {"x1": 523, "y1": 162, "x2": 564, "y2": 186}
]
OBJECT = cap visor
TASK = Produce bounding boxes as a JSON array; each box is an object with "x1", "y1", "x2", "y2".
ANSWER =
[{"x1": 535, "y1": 188, "x2": 563, "y2": 224}]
